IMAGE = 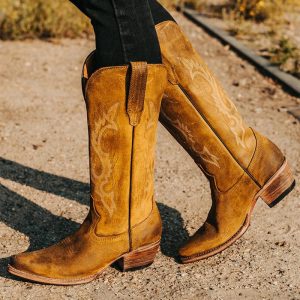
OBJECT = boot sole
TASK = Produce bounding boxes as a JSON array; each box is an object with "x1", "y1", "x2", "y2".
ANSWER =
[
  {"x1": 180, "y1": 159, "x2": 295, "y2": 264},
  {"x1": 7, "y1": 240, "x2": 160, "y2": 285}
]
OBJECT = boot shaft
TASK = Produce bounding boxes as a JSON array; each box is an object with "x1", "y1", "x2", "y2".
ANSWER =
[
  {"x1": 156, "y1": 21, "x2": 255, "y2": 167},
  {"x1": 156, "y1": 21, "x2": 285, "y2": 189},
  {"x1": 82, "y1": 53, "x2": 167, "y2": 237}
]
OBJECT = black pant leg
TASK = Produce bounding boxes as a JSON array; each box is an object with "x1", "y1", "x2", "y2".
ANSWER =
[
  {"x1": 111, "y1": 0, "x2": 161, "y2": 64},
  {"x1": 147, "y1": 0, "x2": 176, "y2": 25},
  {"x1": 69, "y1": 0, "x2": 163, "y2": 67}
]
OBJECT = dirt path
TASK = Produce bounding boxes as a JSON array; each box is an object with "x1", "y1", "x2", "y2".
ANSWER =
[{"x1": 0, "y1": 13, "x2": 299, "y2": 300}]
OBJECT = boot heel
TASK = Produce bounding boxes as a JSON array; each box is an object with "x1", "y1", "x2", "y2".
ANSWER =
[
  {"x1": 117, "y1": 240, "x2": 160, "y2": 271},
  {"x1": 260, "y1": 160, "x2": 295, "y2": 207}
]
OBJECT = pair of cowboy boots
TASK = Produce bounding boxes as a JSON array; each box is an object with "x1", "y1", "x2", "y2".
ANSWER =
[{"x1": 8, "y1": 21, "x2": 295, "y2": 284}]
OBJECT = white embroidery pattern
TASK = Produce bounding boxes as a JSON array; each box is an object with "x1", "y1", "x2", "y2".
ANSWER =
[
  {"x1": 91, "y1": 103, "x2": 119, "y2": 217},
  {"x1": 177, "y1": 57, "x2": 248, "y2": 149},
  {"x1": 161, "y1": 101, "x2": 220, "y2": 169}
]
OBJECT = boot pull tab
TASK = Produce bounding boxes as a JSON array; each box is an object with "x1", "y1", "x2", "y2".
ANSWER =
[{"x1": 127, "y1": 61, "x2": 148, "y2": 126}]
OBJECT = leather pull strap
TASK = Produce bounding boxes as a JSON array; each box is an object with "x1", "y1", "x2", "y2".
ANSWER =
[{"x1": 127, "y1": 61, "x2": 148, "y2": 126}]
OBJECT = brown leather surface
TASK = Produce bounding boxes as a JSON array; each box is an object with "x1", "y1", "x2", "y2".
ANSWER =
[
  {"x1": 160, "y1": 83, "x2": 244, "y2": 193},
  {"x1": 156, "y1": 21, "x2": 256, "y2": 169},
  {"x1": 156, "y1": 21, "x2": 286, "y2": 258},
  {"x1": 10, "y1": 58, "x2": 167, "y2": 281},
  {"x1": 127, "y1": 61, "x2": 148, "y2": 126},
  {"x1": 86, "y1": 66, "x2": 132, "y2": 236},
  {"x1": 130, "y1": 66, "x2": 166, "y2": 229},
  {"x1": 249, "y1": 129, "x2": 285, "y2": 186},
  {"x1": 179, "y1": 174, "x2": 259, "y2": 257},
  {"x1": 131, "y1": 202, "x2": 162, "y2": 250}
]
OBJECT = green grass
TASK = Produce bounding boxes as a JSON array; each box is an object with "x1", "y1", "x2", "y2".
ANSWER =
[{"x1": 270, "y1": 38, "x2": 300, "y2": 78}]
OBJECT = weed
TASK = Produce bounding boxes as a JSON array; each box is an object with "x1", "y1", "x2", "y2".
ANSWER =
[{"x1": 270, "y1": 37, "x2": 300, "y2": 78}]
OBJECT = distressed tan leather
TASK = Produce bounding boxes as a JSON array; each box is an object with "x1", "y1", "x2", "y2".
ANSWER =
[
  {"x1": 9, "y1": 56, "x2": 167, "y2": 283},
  {"x1": 156, "y1": 21, "x2": 287, "y2": 259},
  {"x1": 127, "y1": 61, "x2": 148, "y2": 126}
]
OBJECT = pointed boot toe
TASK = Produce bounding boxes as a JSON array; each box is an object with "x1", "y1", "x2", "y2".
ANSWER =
[
  {"x1": 9, "y1": 253, "x2": 31, "y2": 275},
  {"x1": 8, "y1": 249, "x2": 54, "y2": 282}
]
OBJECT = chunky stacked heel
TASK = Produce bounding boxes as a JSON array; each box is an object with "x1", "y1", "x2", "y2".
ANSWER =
[
  {"x1": 117, "y1": 240, "x2": 160, "y2": 272},
  {"x1": 259, "y1": 160, "x2": 295, "y2": 208}
]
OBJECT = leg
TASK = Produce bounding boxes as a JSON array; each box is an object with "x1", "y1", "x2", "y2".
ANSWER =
[
  {"x1": 70, "y1": 0, "x2": 162, "y2": 67},
  {"x1": 70, "y1": 0, "x2": 176, "y2": 28},
  {"x1": 8, "y1": 1, "x2": 168, "y2": 284},
  {"x1": 147, "y1": 0, "x2": 176, "y2": 24},
  {"x1": 155, "y1": 22, "x2": 295, "y2": 262}
]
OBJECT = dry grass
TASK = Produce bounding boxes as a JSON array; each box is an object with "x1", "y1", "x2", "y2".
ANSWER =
[
  {"x1": 0, "y1": 0, "x2": 92, "y2": 40},
  {"x1": 174, "y1": 0, "x2": 300, "y2": 22},
  {"x1": 0, "y1": 0, "x2": 299, "y2": 78},
  {"x1": 0, "y1": 1, "x2": 175, "y2": 40},
  {"x1": 177, "y1": 0, "x2": 300, "y2": 78},
  {"x1": 222, "y1": 1, "x2": 300, "y2": 78}
]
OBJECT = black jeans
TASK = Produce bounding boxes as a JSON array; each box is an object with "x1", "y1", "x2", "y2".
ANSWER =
[{"x1": 70, "y1": 0, "x2": 174, "y2": 67}]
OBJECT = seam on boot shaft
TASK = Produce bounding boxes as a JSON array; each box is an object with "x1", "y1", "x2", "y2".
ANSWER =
[{"x1": 83, "y1": 56, "x2": 166, "y2": 243}]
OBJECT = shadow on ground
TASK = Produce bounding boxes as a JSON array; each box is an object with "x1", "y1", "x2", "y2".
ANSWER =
[
  {"x1": 0, "y1": 158, "x2": 90, "y2": 206},
  {"x1": 0, "y1": 158, "x2": 189, "y2": 280}
]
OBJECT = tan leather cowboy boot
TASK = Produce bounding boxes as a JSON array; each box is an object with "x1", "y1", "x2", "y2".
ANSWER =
[
  {"x1": 7, "y1": 53, "x2": 167, "y2": 284},
  {"x1": 155, "y1": 21, "x2": 295, "y2": 263}
]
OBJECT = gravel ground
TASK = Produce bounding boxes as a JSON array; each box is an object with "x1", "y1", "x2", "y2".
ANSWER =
[{"x1": 0, "y1": 13, "x2": 299, "y2": 300}]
